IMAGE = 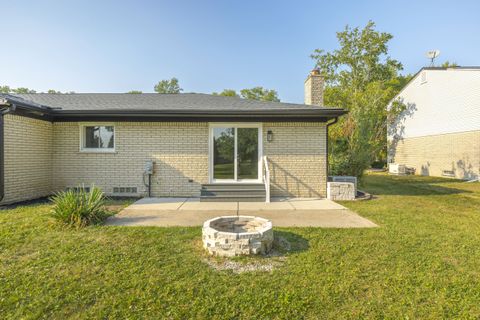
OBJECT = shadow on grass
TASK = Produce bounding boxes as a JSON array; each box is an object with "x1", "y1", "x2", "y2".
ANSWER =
[
  {"x1": 273, "y1": 230, "x2": 309, "y2": 254},
  {"x1": 360, "y1": 174, "x2": 472, "y2": 196}
]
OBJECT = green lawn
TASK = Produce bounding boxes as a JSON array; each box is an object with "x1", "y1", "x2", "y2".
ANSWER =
[{"x1": 1, "y1": 174, "x2": 480, "y2": 319}]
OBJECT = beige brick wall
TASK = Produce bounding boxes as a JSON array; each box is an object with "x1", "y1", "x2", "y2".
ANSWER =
[
  {"x1": 53, "y1": 122, "x2": 209, "y2": 197},
  {"x1": 2, "y1": 118, "x2": 328, "y2": 202},
  {"x1": 390, "y1": 130, "x2": 480, "y2": 179},
  {"x1": 263, "y1": 123, "x2": 327, "y2": 197},
  {"x1": 2, "y1": 114, "x2": 53, "y2": 204}
]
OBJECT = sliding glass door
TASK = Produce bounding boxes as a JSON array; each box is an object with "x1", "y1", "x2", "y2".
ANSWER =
[
  {"x1": 213, "y1": 127, "x2": 235, "y2": 180},
  {"x1": 211, "y1": 124, "x2": 261, "y2": 182}
]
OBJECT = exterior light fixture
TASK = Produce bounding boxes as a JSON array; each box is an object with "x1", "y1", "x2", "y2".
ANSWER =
[{"x1": 267, "y1": 130, "x2": 273, "y2": 142}]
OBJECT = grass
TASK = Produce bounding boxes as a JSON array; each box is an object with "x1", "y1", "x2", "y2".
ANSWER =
[{"x1": 1, "y1": 174, "x2": 480, "y2": 319}]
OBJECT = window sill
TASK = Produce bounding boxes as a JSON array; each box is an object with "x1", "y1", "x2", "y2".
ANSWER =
[{"x1": 79, "y1": 149, "x2": 117, "y2": 154}]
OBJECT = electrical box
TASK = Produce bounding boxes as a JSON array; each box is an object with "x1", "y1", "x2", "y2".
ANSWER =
[{"x1": 144, "y1": 160, "x2": 154, "y2": 175}]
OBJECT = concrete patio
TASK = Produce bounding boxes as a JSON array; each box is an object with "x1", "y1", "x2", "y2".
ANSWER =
[{"x1": 106, "y1": 197, "x2": 377, "y2": 228}]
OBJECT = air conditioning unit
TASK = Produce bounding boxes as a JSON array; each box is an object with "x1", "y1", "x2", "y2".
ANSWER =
[
  {"x1": 331, "y1": 176, "x2": 357, "y2": 191},
  {"x1": 389, "y1": 163, "x2": 407, "y2": 175},
  {"x1": 442, "y1": 170, "x2": 455, "y2": 177}
]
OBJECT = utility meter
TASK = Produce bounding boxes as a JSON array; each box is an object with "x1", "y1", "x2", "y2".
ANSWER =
[{"x1": 144, "y1": 160, "x2": 154, "y2": 175}]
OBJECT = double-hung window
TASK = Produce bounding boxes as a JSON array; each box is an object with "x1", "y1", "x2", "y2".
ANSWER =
[{"x1": 80, "y1": 125, "x2": 115, "y2": 152}]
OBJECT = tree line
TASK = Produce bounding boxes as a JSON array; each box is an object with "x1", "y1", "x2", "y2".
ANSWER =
[
  {"x1": 128, "y1": 77, "x2": 280, "y2": 102},
  {"x1": 0, "y1": 86, "x2": 75, "y2": 94},
  {"x1": 2, "y1": 78, "x2": 280, "y2": 102}
]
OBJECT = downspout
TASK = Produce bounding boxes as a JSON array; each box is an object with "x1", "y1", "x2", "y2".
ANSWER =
[
  {"x1": 325, "y1": 117, "x2": 338, "y2": 194},
  {"x1": 0, "y1": 103, "x2": 16, "y2": 202}
]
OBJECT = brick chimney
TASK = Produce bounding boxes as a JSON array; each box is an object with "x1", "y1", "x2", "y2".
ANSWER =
[{"x1": 304, "y1": 68, "x2": 324, "y2": 106}]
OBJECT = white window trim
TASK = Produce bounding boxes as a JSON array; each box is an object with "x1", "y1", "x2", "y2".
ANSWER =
[
  {"x1": 79, "y1": 123, "x2": 116, "y2": 153},
  {"x1": 208, "y1": 122, "x2": 263, "y2": 184}
]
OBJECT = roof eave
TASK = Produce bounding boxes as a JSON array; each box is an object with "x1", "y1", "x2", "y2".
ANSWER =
[
  {"x1": 50, "y1": 109, "x2": 347, "y2": 122},
  {"x1": 48, "y1": 108, "x2": 347, "y2": 122}
]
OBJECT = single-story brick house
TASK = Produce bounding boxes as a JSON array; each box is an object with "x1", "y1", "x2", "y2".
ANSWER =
[{"x1": 0, "y1": 70, "x2": 346, "y2": 204}]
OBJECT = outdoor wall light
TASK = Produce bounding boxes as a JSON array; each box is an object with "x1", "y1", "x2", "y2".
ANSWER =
[{"x1": 267, "y1": 130, "x2": 273, "y2": 142}]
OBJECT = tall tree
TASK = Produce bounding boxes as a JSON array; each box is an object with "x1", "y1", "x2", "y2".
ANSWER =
[
  {"x1": 154, "y1": 78, "x2": 182, "y2": 94},
  {"x1": 312, "y1": 21, "x2": 406, "y2": 177}
]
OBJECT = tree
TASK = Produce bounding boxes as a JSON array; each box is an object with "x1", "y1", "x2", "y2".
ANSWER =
[
  {"x1": 126, "y1": 90, "x2": 143, "y2": 94},
  {"x1": 311, "y1": 21, "x2": 406, "y2": 177},
  {"x1": 240, "y1": 87, "x2": 279, "y2": 102},
  {"x1": 441, "y1": 61, "x2": 458, "y2": 68},
  {"x1": 12, "y1": 87, "x2": 36, "y2": 94},
  {"x1": 212, "y1": 89, "x2": 239, "y2": 97},
  {"x1": 213, "y1": 87, "x2": 280, "y2": 102},
  {"x1": 1, "y1": 86, "x2": 69, "y2": 94},
  {"x1": 0, "y1": 86, "x2": 11, "y2": 93},
  {"x1": 154, "y1": 78, "x2": 182, "y2": 94},
  {"x1": 0, "y1": 86, "x2": 37, "y2": 94}
]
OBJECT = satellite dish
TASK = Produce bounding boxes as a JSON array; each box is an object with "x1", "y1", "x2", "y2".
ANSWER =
[{"x1": 425, "y1": 50, "x2": 440, "y2": 66}]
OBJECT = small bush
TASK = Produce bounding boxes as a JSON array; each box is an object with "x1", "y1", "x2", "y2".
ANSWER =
[{"x1": 50, "y1": 186, "x2": 107, "y2": 228}]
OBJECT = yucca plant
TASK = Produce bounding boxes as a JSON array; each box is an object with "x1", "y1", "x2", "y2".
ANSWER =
[{"x1": 50, "y1": 186, "x2": 107, "y2": 228}]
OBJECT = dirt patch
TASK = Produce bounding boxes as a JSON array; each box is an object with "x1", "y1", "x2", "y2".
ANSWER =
[{"x1": 203, "y1": 257, "x2": 285, "y2": 273}]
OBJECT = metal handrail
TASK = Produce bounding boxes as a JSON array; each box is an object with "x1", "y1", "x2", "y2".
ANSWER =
[{"x1": 263, "y1": 156, "x2": 270, "y2": 203}]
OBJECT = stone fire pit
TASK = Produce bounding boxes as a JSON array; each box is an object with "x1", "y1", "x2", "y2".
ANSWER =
[{"x1": 202, "y1": 216, "x2": 273, "y2": 257}]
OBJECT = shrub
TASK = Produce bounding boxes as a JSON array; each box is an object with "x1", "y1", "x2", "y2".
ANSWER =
[{"x1": 50, "y1": 186, "x2": 107, "y2": 228}]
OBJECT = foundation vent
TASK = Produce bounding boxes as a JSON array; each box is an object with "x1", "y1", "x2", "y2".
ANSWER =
[{"x1": 113, "y1": 187, "x2": 138, "y2": 194}]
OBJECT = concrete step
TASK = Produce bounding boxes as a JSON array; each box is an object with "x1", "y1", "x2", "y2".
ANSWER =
[
  {"x1": 201, "y1": 190, "x2": 266, "y2": 196},
  {"x1": 200, "y1": 183, "x2": 266, "y2": 202},
  {"x1": 200, "y1": 195, "x2": 265, "y2": 202},
  {"x1": 201, "y1": 183, "x2": 265, "y2": 190}
]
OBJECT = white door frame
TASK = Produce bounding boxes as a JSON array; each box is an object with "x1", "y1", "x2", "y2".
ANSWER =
[{"x1": 208, "y1": 123, "x2": 263, "y2": 184}]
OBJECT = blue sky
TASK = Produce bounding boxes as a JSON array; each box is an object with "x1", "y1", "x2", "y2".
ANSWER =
[{"x1": 1, "y1": 0, "x2": 479, "y2": 103}]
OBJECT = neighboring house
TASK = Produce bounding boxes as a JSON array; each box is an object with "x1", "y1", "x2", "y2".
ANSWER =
[
  {"x1": 388, "y1": 67, "x2": 480, "y2": 180},
  {"x1": 0, "y1": 70, "x2": 346, "y2": 204}
]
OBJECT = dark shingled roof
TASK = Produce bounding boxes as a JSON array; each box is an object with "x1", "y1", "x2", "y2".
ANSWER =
[
  {"x1": 13, "y1": 93, "x2": 333, "y2": 111},
  {"x1": 0, "y1": 93, "x2": 347, "y2": 121}
]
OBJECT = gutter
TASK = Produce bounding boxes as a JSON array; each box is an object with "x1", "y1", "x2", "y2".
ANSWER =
[
  {"x1": 49, "y1": 108, "x2": 348, "y2": 122},
  {"x1": 325, "y1": 117, "x2": 339, "y2": 193}
]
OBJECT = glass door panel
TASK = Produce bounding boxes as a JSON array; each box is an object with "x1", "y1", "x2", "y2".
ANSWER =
[
  {"x1": 213, "y1": 127, "x2": 235, "y2": 180},
  {"x1": 237, "y1": 128, "x2": 258, "y2": 180}
]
